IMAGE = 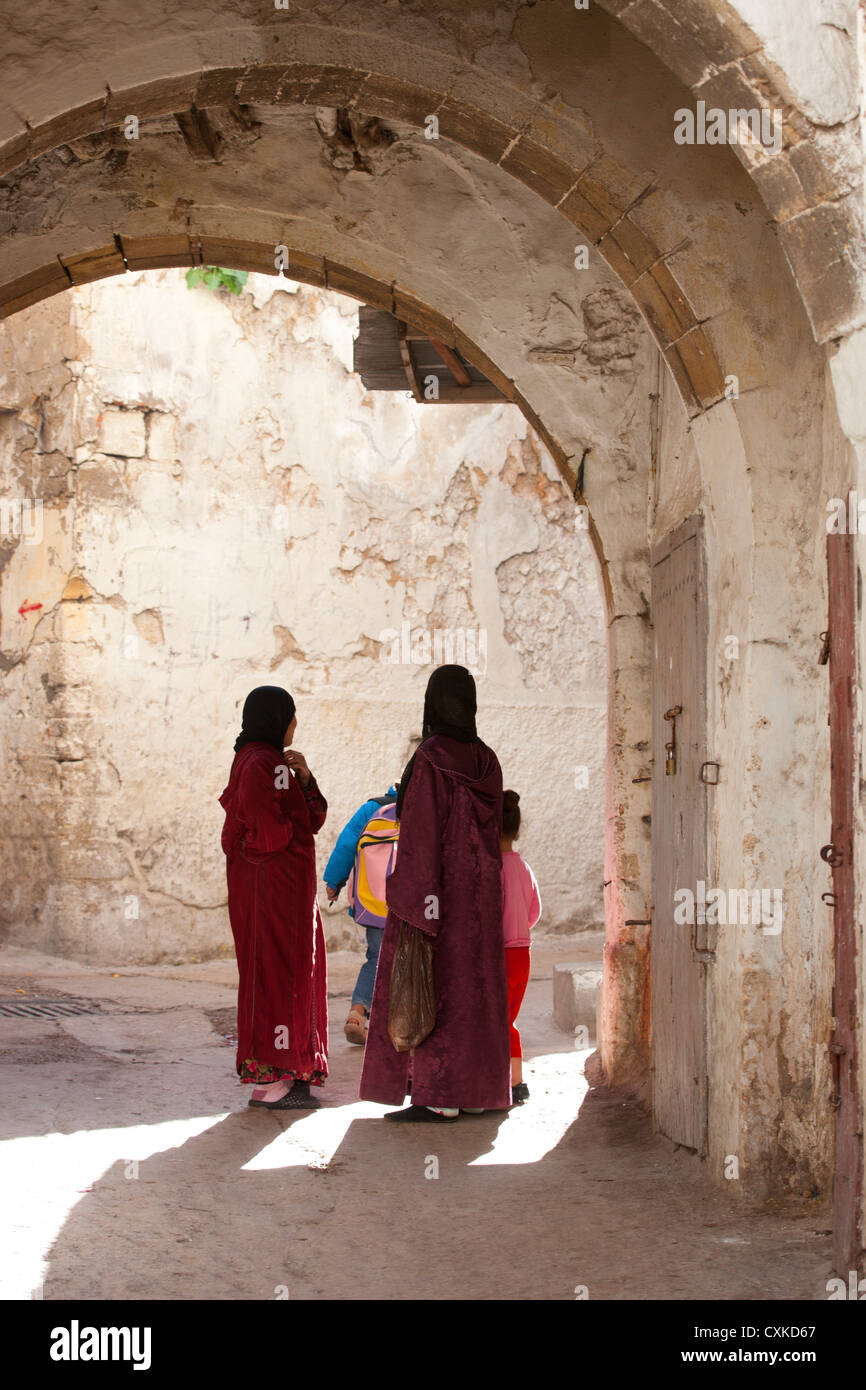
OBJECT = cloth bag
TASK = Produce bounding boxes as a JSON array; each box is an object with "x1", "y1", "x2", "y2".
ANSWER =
[{"x1": 388, "y1": 920, "x2": 436, "y2": 1052}]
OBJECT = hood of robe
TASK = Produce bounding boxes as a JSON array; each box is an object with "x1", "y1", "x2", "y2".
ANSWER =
[
  {"x1": 419, "y1": 734, "x2": 502, "y2": 830},
  {"x1": 219, "y1": 741, "x2": 269, "y2": 815}
]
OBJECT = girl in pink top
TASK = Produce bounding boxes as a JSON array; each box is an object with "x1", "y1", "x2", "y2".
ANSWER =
[{"x1": 501, "y1": 789, "x2": 541, "y2": 1104}]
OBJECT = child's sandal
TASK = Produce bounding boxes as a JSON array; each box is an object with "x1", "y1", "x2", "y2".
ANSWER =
[{"x1": 344, "y1": 1008, "x2": 368, "y2": 1045}]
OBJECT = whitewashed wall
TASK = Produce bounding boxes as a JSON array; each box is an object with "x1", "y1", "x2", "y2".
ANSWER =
[{"x1": 0, "y1": 270, "x2": 607, "y2": 962}]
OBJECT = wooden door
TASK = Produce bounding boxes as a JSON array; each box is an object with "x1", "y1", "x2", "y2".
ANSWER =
[
  {"x1": 651, "y1": 515, "x2": 708, "y2": 1153},
  {"x1": 825, "y1": 523, "x2": 863, "y2": 1276}
]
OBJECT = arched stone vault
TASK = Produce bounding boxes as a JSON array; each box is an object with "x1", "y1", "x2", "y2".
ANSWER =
[
  {"x1": 0, "y1": 110, "x2": 664, "y2": 1103},
  {"x1": 0, "y1": 1, "x2": 862, "y2": 344},
  {"x1": 0, "y1": 0, "x2": 863, "y2": 1207}
]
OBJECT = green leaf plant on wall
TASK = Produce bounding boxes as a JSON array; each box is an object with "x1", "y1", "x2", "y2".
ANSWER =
[{"x1": 185, "y1": 266, "x2": 249, "y2": 295}]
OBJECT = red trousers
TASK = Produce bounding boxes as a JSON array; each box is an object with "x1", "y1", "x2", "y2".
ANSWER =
[{"x1": 506, "y1": 946, "x2": 531, "y2": 1058}]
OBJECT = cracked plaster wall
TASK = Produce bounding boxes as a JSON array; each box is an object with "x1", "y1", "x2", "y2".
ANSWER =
[{"x1": 0, "y1": 268, "x2": 609, "y2": 964}]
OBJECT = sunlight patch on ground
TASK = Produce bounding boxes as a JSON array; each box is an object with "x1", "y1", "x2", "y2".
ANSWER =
[
  {"x1": 468, "y1": 1048, "x2": 591, "y2": 1165},
  {"x1": 241, "y1": 1100, "x2": 393, "y2": 1171},
  {"x1": 0, "y1": 1048, "x2": 591, "y2": 1296},
  {"x1": 0, "y1": 1114, "x2": 228, "y2": 1299},
  {"x1": 245, "y1": 1052, "x2": 591, "y2": 1172}
]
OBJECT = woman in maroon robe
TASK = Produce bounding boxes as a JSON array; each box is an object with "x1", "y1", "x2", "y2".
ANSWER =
[
  {"x1": 219, "y1": 685, "x2": 328, "y2": 1110},
  {"x1": 359, "y1": 665, "x2": 511, "y2": 1121}
]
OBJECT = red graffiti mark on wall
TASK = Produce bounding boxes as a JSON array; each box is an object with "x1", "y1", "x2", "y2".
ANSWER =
[{"x1": 17, "y1": 600, "x2": 43, "y2": 617}]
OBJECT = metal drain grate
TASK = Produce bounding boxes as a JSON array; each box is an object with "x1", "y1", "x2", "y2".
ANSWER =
[{"x1": 0, "y1": 998, "x2": 103, "y2": 1019}]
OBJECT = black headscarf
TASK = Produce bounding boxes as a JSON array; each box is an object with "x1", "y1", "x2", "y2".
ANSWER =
[
  {"x1": 396, "y1": 665, "x2": 478, "y2": 818},
  {"x1": 233, "y1": 685, "x2": 296, "y2": 755}
]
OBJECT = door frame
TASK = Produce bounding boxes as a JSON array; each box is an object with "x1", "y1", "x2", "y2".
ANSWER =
[{"x1": 825, "y1": 519, "x2": 863, "y2": 1276}]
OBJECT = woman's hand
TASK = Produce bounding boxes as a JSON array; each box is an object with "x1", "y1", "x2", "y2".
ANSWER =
[
  {"x1": 284, "y1": 750, "x2": 311, "y2": 786},
  {"x1": 325, "y1": 884, "x2": 339, "y2": 903}
]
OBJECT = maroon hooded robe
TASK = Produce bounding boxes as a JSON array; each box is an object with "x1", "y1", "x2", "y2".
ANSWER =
[
  {"x1": 219, "y1": 741, "x2": 328, "y2": 1085},
  {"x1": 359, "y1": 734, "x2": 511, "y2": 1110}
]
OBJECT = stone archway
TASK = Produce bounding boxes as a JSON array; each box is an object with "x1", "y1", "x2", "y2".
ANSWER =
[
  {"x1": 0, "y1": 231, "x2": 656, "y2": 1088},
  {"x1": 0, "y1": 0, "x2": 863, "y2": 1223},
  {"x1": 1, "y1": 0, "x2": 861, "y2": 352}
]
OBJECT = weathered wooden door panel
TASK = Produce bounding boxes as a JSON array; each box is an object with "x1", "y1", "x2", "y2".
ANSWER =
[
  {"x1": 825, "y1": 525, "x2": 863, "y2": 1276},
  {"x1": 651, "y1": 516, "x2": 708, "y2": 1154}
]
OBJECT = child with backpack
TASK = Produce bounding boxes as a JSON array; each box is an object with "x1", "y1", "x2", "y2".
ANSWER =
[
  {"x1": 501, "y1": 788, "x2": 541, "y2": 1104},
  {"x1": 323, "y1": 785, "x2": 400, "y2": 1044}
]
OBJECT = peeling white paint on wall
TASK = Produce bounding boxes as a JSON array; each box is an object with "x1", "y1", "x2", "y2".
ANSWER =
[{"x1": 0, "y1": 269, "x2": 607, "y2": 963}]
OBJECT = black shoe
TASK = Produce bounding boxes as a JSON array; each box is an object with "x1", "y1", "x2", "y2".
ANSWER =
[
  {"x1": 511, "y1": 1082, "x2": 530, "y2": 1106},
  {"x1": 284, "y1": 1081, "x2": 322, "y2": 1109},
  {"x1": 384, "y1": 1104, "x2": 458, "y2": 1123},
  {"x1": 249, "y1": 1083, "x2": 300, "y2": 1110},
  {"x1": 248, "y1": 1081, "x2": 321, "y2": 1110}
]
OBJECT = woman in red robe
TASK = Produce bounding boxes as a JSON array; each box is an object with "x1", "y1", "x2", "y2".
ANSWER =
[
  {"x1": 219, "y1": 686, "x2": 328, "y2": 1110},
  {"x1": 359, "y1": 665, "x2": 511, "y2": 1121}
]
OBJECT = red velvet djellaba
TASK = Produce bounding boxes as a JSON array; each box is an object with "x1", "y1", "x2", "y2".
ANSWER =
[
  {"x1": 219, "y1": 741, "x2": 329, "y2": 1085},
  {"x1": 360, "y1": 734, "x2": 512, "y2": 1110}
]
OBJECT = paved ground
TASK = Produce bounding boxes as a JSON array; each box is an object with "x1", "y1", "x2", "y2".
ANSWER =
[{"x1": 0, "y1": 936, "x2": 833, "y2": 1301}]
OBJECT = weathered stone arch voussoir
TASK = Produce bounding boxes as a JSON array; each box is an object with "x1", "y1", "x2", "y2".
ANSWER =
[
  {"x1": 596, "y1": 0, "x2": 866, "y2": 344},
  {"x1": 0, "y1": 58, "x2": 720, "y2": 416},
  {"x1": 0, "y1": 62, "x2": 720, "y2": 412},
  {"x1": 2, "y1": 1, "x2": 857, "y2": 414}
]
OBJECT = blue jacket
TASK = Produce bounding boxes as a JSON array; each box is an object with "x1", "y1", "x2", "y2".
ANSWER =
[{"x1": 323, "y1": 787, "x2": 398, "y2": 901}]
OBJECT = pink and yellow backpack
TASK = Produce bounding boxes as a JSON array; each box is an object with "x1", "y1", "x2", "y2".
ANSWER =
[{"x1": 346, "y1": 801, "x2": 399, "y2": 928}]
